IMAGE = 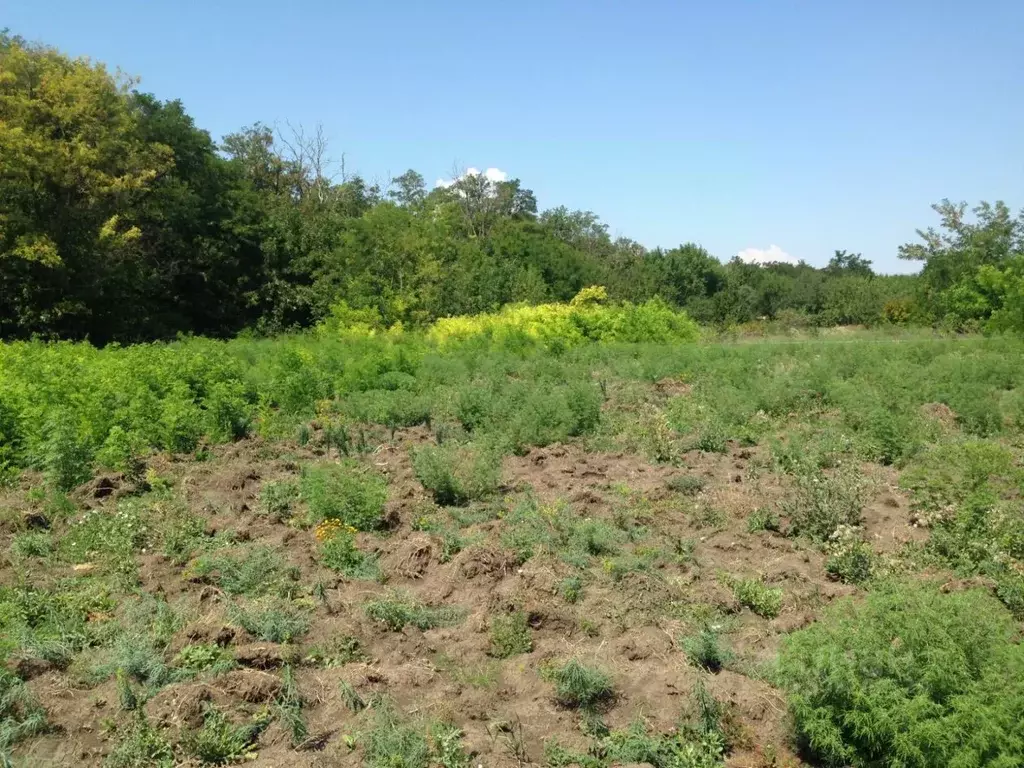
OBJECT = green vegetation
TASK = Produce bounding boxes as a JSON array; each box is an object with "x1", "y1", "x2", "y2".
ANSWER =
[
  {"x1": 183, "y1": 706, "x2": 266, "y2": 765},
  {"x1": 412, "y1": 442, "x2": 502, "y2": 506},
  {"x1": 187, "y1": 546, "x2": 297, "y2": 597},
  {"x1": 364, "y1": 594, "x2": 465, "y2": 632},
  {"x1": 730, "y1": 578, "x2": 784, "y2": 619},
  {"x1": 227, "y1": 600, "x2": 310, "y2": 643},
  {"x1": 299, "y1": 462, "x2": 388, "y2": 530},
  {"x1": 777, "y1": 582, "x2": 1024, "y2": 767},
  {"x1": 681, "y1": 629, "x2": 732, "y2": 673},
  {"x1": 544, "y1": 660, "x2": 615, "y2": 710},
  {"x1": 488, "y1": 611, "x2": 533, "y2": 658},
  {"x1": 318, "y1": 526, "x2": 379, "y2": 580}
]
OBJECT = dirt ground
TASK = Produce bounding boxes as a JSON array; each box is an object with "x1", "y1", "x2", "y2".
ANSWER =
[{"x1": 4, "y1": 429, "x2": 924, "y2": 767}]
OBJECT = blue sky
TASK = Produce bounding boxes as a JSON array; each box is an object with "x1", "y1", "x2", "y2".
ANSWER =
[{"x1": 7, "y1": 1, "x2": 1023, "y2": 273}]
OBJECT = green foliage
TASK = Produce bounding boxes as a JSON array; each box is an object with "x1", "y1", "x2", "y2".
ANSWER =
[
  {"x1": 731, "y1": 578, "x2": 783, "y2": 619},
  {"x1": 546, "y1": 717, "x2": 726, "y2": 768},
  {"x1": 299, "y1": 461, "x2": 388, "y2": 530},
  {"x1": 430, "y1": 722, "x2": 469, "y2": 768},
  {"x1": 188, "y1": 546, "x2": 297, "y2": 597},
  {"x1": 228, "y1": 599, "x2": 310, "y2": 643},
  {"x1": 258, "y1": 479, "x2": 299, "y2": 522},
  {"x1": 338, "y1": 680, "x2": 366, "y2": 712},
  {"x1": 43, "y1": 415, "x2": 92, "y2": 491},
  {"x1": 412, "y1": 442, "x2": 501, "y2": 506},
  {"x1": 824, "y1": 526, "x2": 875, "y2": 585},
  {"x1": 488, "y1": 611, "x2": 533, "y2": 658},
  {"x1": 559, "y1": 575, "x2": 584, "y2": 603},
  {"x1": 667, "y1": 475, "x2": 707, "y2": 496},
  {"x1": 364, "y1": 593, "x2": 465, "y2": 632},
  {"x1": 746, "y1": 508, "x2": 780, "y2": 533},
  {"x1": 901, "y1": 440, "x2": 1024, "y2": 614},
  {"x1": 777, "y1": 582, "x2": 1024, "y2": 767},
  {"x1": 303, "y1": 635, "x2": 366, "y2": 668},
  {"x1": 501, "y1": 498, "x2": 628, "y2": 567},
  {"x1": 104, "y1": 713, "x2": 174, "y2": 768},
  {"x1": 364, "y1": 705, "x2": 430, "y2": 768},
  {"x1": 184, "y1": 705, "x2": 266, "y2": 765},
  {"x1": 0, "y1": 669, "x2": 48, "y2": 754},
  {"x1": 172, "y1": 644, "x2": 235, "y2": 677},
  {"x1": 275, "y1": 665, "x2": 307, "y2": 747},
  {"x1": 681, "y1": 629, "x2": 731, "y2": 673},
  {"x1": 781, "y1": 467, "x2": 866, "y2": 541},
  {"x1": 319, "y1": 528, "x2": 379, "y2": 580},
  {"x1": 544, "y1": 659, "x2": 615, "y2": 710}
]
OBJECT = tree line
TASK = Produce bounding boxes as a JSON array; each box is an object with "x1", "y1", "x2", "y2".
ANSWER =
[{"x1": 2, "y1": 32, "x2": 1021, "y2": 344}]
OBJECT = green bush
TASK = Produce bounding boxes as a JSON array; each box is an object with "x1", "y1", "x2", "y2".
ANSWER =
[
  {"x1": 489, "y1": 611, "x2": 533, "y2": 658},
  {"x1": 188, "y1": 546, "x2": 296, "y2": 597},
  {"x1": 412, "y1": 442, "x2": 501, "y2": 506},
  {"x1": 184, "y1": 705, "x2": 265, "y2": 765},
  {"x1": 105, "y1": 714, "x2": 174, "y2": 767},
  {"x1": 732, "y1": 578, "x2": 783, "y2": 619},
  {"x1": 319, "y1": 529, "x2": 378, "y2": 580},
  {"x1": 258, "y1": 479, "x2": 299, "y2": 522},
  {"x1": 364, "y1": 705, "x2": 430, "y2": 768},
  {"x1": 544, "y1": 659, "x2": 615, "y2": 710},
  {"x1": 777, "y1": 582, "x2": 1024, "y2": 767},
  {"x1": 228, "y1": 599, "x2": 310, "y2": 643},
  {"x1": 0, "y1": 668, "x2": 48, "y2": 753},
  {"x1": 782, "y1": 468, "x2": 866, "y2": 541},
  {"x1": 681, "y1": 629, "x2": 731, "y2": 673},
  {"x1": 364, "y1": 593, "x2": 465, "y2": 632},
  {"x1": 299, "y1": 461, "x2": 388, "y2": 530}
]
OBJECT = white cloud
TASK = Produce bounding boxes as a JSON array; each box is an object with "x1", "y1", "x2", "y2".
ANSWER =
[
  {"x1": 736, "y1": 244, "x2": 798, "y2": 265},
  {"x1": 435, "y1": 167, "x2": 509, "y2": 188}
]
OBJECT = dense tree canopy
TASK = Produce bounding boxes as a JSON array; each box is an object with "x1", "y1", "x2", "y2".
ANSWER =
[{"x1": 1, "y1": 32, "x2": 1019, "y2": 342}]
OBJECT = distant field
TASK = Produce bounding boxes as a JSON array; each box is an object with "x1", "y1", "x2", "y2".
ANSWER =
[{"x1": 1, "y1": 329, "x2": 1023, "y2": 766}]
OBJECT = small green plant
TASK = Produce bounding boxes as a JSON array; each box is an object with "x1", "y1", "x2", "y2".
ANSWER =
[
  {"x1": 431, "y1": 722, "x2": 469, "y2": 768},
  {"x1": 824, "y1": 526, "x2": 874, "y2": 585},
  {"x1": 303, "y1": 635, "x2": 366, "y2": 667},
  {"x1": 694, "y1": 422, "x2": 728, "y2": 454},
  {"x1": 275, "y1": 666, "x2": 307, "y2": 747},
  {"x1": 364, "y1": 593, "x2": 465, "y2": 632},
  {"x1": 318, "y1": 527, "x2": 379, "y2": 580},
  {"x1": 682, "y1": 629, "x2": 731, "y2": 673},
  {"x1": 228, "y1": 600, "x2": 310, "y2": 643},
  {"x1": 667, "y1": 474, "x2": 707, "y2": 496},
  {"x1": 104, "y1": 712, "x2": 174, "y2": 768},
  {"x1": 172, "y1": 643, "x2": 235, "y2": 677},
  {"x1": 544, "y1": 659, "x2": 615, "y2": 710},
  {"x1": 299, "y1": 461, "x2": 388, "y2": 530},
  {"x1": 412, "y1": 442, "x2": 501, "y2": 506},
  {"x1": 435, "y1": 655, "x2": 499, "y2": 689},
  {"x1": 732, "y1": 578, "x2": 783, "y2": 619},
  {"x1": 0, "y1": 669, "x2": 48, "y2": 754},
  {"x1": 559, "y1": 575, "x2": 584, "y2": 603},
  {"x1": 184, "y1": 705, "x2": 266, "y2": 765},
  {"x1": 746, "y1": 508, "x2": 780, "y2": 533},
  {"x1": 10, "y1": 531, "x2": 53, "y2": 558},
  {"x1": 782, "y1": 468, "x2": 866, "y2": 541},
  {"x1": 691, "y1": 504, "x2": 726, "y2": 530},
  {"x1": 258, "y1": 479, "x2": 299, "y2": 521},
  {"x1": 489, "y1": 611, "x2": 533, "y2": 658},
  {"x1": 364, "y1": 705, "x2": 430, "y2": 768},
  {"x1": 338, "y1": 680, "x2": 366, "y2": 712},
  {"x1": 188, "y1": 546, "x2": 296, "y2": 597},
  {"x1": 42, "y1": 414, "x2": 92, "y2": 492},
  {"x1": 777, "y1": 582, "x2": 1024, "y2": 768}
]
